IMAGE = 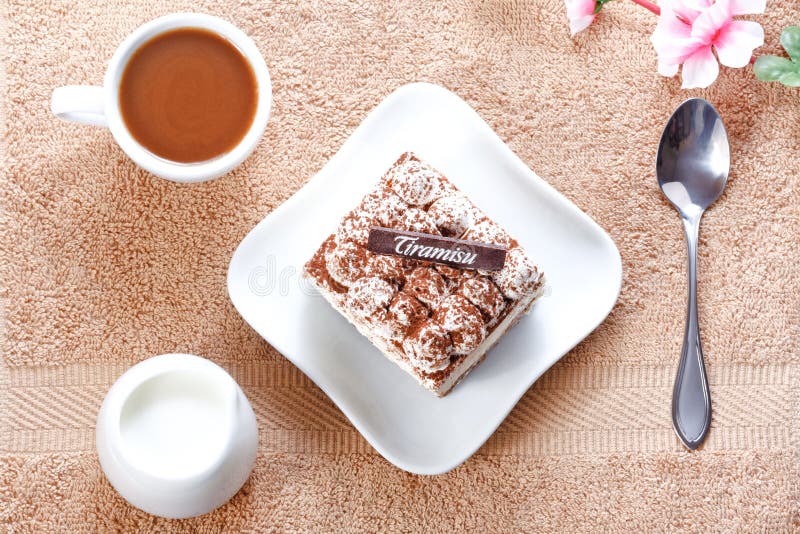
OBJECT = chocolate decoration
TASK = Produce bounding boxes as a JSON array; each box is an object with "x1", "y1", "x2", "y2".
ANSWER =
[{"x1": 367, "y1": 226, "x2": 507, "y2": 271}]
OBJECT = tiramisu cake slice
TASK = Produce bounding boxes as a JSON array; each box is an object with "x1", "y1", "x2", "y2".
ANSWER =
[{"x1": 304, "y1": 153, "x2": 545, "y2": 396}]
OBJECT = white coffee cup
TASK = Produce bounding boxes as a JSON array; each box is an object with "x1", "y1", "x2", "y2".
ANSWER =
[
  {"x1": 96, "y1": 353, "x2": 258, "y2": 518},
  {"x1": 51, "y1": 13, "x2": 272, "y2": 183}
]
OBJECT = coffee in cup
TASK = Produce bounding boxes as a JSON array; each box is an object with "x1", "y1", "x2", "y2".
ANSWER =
[
  {"x1": 119, "y1": 28, "x2": 258, "y2": 164},
  {"x1": 51, "y1": 13, "x2": 271, "y2": 183}
]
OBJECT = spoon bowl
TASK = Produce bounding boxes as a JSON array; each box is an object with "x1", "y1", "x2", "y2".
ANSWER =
[
  {"x1": 657, "y1": 99, "x2": 730, "y2": 218},
  {"x1": 656, "y1": 98, "x2": 730, "y2": 450}
]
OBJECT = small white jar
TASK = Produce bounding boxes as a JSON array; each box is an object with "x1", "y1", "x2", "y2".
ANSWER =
[{"x1": 96, "y1": 353, "x2": 258, "y2": 519}]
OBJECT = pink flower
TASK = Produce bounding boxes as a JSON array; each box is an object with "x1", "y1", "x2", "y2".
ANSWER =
[
  {"x1": 651, "y1": 0, "x2": 765, "y2": 88},
  {"x1": 565, "y1": 0, "x2": 598, "y2": 36}
]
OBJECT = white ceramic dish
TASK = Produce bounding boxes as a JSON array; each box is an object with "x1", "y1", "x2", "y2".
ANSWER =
[
  {"x1": 227, "y1": 83, "x2": 622, "y2": 475},
  {"x1": 96, "y1": 354, "x2": 258, "y2": 518}
]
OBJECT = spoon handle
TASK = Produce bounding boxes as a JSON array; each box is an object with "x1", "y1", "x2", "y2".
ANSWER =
[{"x1": 672, "y1": 216, "x2": 712, "y2": 449}]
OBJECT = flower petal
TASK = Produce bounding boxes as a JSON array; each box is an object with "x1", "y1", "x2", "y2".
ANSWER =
[
  {"x1": 691, "y1": 0, "x2": 733, "y2": 43},
  {"x1": 684, "y1": 0, "x2": 713, "y2": 12},
  {"x1": 565, "y1": 0, "x2": 597, "y2": 36},
  {"x1": 661, "y1": 0, "x2": 705, "y2": 23},
  {"x1": 715, "y1": 20, "x2": 764, "y2": 67},
  {"x1": 565, "y1": 0, "x2": 596, "y2": 18},
  {"x1": 729, "y1": 0, "x2": 766, "y2": 15},
  {"x1": 652, "y1": 7, "x2": 692, "y2": 41},
  {"x1": 655, "y1": 37, "x2": 704, "y2": 64},
  {"x1": 681, "y1": 46, "x2": 719, "y2": 88},
  {"x1": 659, "y1": 61, "x2": 680, "y2": 77},
  {"x1": 569, "y1": 14, "x2": 596, "y2": 36}
]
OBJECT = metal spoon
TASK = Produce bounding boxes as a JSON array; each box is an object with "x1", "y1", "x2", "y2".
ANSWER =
[{"x1": 656, "y1": 98, "x2": 730, "y2": 450}]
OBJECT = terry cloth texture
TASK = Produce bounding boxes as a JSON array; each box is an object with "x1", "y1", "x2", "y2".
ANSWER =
[{"x1": 2, "y1": 0, "x2": 798, "y2": 531}]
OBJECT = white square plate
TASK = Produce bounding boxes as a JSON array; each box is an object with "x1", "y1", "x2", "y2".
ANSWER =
[{"x1": 228, "y1": 83, "x2": 622, "y2": 474}]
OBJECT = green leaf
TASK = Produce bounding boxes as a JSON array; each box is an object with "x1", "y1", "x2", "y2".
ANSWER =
[
  {"x1": 778, "y1": 71, "x2": 800, "y2": 87},
  {"x1": 754, "y1": 55, "x2": 796, "y2": 81},
  {"x1": 780, "y1": 26, "x2": 800, "y2": 62},
  {"x1": 593, "y1": 0, "x2": 613, "y2": 14}
]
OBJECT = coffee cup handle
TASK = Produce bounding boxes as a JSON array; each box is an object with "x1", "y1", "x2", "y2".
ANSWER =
[{"x1": 51, "y1": 86, "x2": 108, "y2": 127}]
